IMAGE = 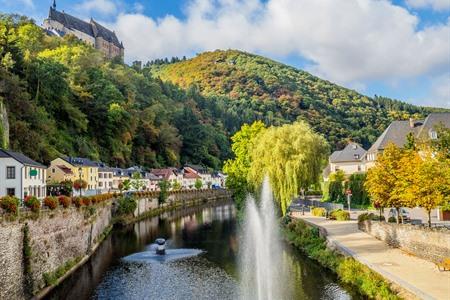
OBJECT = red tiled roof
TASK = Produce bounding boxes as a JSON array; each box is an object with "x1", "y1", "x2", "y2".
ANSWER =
[{"x1": 184, "y1": 172, "x2": 201, "y2": 179}]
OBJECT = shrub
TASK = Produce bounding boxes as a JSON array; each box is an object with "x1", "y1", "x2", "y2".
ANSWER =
[
  {"x1": 372, "y1": 214, "x2": 385, "y2": 221},
  {"x1": 73, "y1": 197, "x2": 83, "y2": 208},
  {"x1": 311, "y1": 207, "x2": 326, "y2": 217},
  {"x1": 82, "y1": 197, "x2": 91, "y2": 206},
  {"x1": 0, "y1": 196, "x2": 20, "y2": 215},
  {"x1": 117, "y1": 196, "x2": 137, "y2": 215},
  {"x1": 24, "y1": 196, "x2": 41, "y2": 213},
  {"x1": 330, "y1": 209, "x2": 350, "y2": 221},
  {"x1": 44, "y1": 196, "x2": 58, "y2": 210},
  {"x1": 58, "y1": 196, "x2": 71, "y2": 208},
  {"x1": 388, "y1": 216, "x2": 396, "y2": 223}
]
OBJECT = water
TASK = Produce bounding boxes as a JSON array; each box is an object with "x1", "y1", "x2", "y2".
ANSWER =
[
  {"x1": 46, "y1": 199, "x2": 359, "y2": 300},
  {"x1": 240, "y1": 178, "x2": 285, "y2": 299}
]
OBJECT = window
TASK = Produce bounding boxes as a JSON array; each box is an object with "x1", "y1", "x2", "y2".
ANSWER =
[
  {"x1": 429, "y1": 130, "x2": 438, "y2": 140},
  {"x1": 99, "y1": 173, "x2": 103, "y2": 178},
  {"x1": 52, "y1": 168, "x2": 55, "y2": 173},
  {"x1": 6, "y1": 188, "x2": 15, "y2": 196},
  {"x1": 6, "y1": 166, "x2": 15, "y2": 179},
  {"x1": 99, "y1": 182, "x2": 103, "y2": 187},
  {"x1": 358, "y1": 165, "x2": 362, "y2": 171},
  {"x1": 354, "y1": 154, "x2": 360, "y2": 159},
  {"x1": 335, "y1": 166, "x2": 340, "y2": 172}
]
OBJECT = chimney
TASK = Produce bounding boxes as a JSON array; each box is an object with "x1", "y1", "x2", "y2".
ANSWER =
[{"x1": 409, "y1": 118, "x2": 415, "y2": 128}]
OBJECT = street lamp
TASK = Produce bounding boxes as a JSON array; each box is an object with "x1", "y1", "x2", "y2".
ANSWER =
[{"x1": 78, "y1": 167, "x2": 82, "y2": 196}]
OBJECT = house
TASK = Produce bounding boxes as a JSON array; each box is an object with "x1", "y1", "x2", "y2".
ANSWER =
[
  {"x1": 145, "y1": 173, "x2": 161, "y2": 191},
  {"x1": 324, "y1": 143, "x2": 367, "y2": 180},
  {"x1": 151, "y1": 168, "x2": 182, "y2": 189},
  {"x1": 111, "y1": 168, "x2": 130, "y2": 190},
  {"x1": 46, "y1": 164, "x2": 75, "y2": 183},
  {"x1": 184, "y1": 165, "x2": 212, "y2": 188},
  {"x1": 0, "y1": 149, "x2": 47, "y2": 199},
  {"x1": 366, "y1": 113, "x2": 450, "y2": 169},
  {"x1": 48, "y1": 157, "x2": 99, "y2": 193},
  {"x1": 183, "y1": 170, "x2": 202, "y2": 189},
  {"x1": 96, "y1": 163, "x2": 114, "y2": 193},
  {"x1": 211, "y1": 172, "x2": 226, "y2": 188},
  {"x1": 42, "y1": 1, "x2": 124, "y2": 59}
]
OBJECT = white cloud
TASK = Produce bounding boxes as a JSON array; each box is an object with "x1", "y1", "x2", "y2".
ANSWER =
[
  {"x1": 112, "y1": 0, "x2": 450, "y2": 85},
  {"x1": 405, "y1": 0, "x2": 450, "y2": 11},
  {"x1": 76, "y1": 0, "x2": 117, "y2": 16},
  {"x1": 427, "y1": 73, "x2": 450, "y2": 108},
  {"x1": 1, "y1": 0, "x2": 34, "y2": 7},
  {"x1": 133, "y1": 2, "x2": 145, "y2": 13}
]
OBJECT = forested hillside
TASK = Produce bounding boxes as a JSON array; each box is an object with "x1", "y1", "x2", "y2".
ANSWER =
[
  {"x1": 0, "y1": 15, "x2": 444, "y2": 170},
  {"x1": 150, "y1": 50, "x2": 443, "y2": 149},
  {"x1": 0, "y1": 15, "x2": 231, "y2": 169}
]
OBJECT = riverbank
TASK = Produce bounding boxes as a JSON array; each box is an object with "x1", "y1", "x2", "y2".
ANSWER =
[
  {"x1": 288, "y1": 213, "x2": 450, "y2": 300},
  {"x1": 0, "y1": 189, "x2": 230, "y2": 300},
  {"x1": 283, "y1": 217, "x2": 401, "y2": 299}
]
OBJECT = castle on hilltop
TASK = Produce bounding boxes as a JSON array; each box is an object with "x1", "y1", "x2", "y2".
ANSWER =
[{"x1": 43, "y1": 0, "x2": 124, "y2": 59}]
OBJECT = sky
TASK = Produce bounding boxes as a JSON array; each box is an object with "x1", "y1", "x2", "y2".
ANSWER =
[{"x1": 1, "y1": 0, "x2": 449, "y2": 108}]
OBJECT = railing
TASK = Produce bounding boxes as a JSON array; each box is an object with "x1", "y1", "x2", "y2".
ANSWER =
[{"x1": 289, "y1": 197, "x2": 344, "y2": 212}]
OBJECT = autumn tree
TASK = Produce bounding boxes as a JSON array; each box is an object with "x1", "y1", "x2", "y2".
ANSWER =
[
  {"x1": 365, "y1": 143, "x2": 409, "y2": 223},
  {"x1": 248, "y1": 121, "x2": 329, "y2": 215}
]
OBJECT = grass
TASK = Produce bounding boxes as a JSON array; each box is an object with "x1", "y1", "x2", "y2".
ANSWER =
[
  {"x1": 43, "y1": 257, "x2": 82, "y2": 287},
  {"x1": 283, "y1": 218, "x2": 400, "y2": 299}
]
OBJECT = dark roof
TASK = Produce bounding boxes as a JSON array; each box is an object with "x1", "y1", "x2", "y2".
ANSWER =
[
  {"x1": 56, "y1": 165, "x2": 73, "y2": 174},
  {"x1": 48, "y1": 7, "x2": 123, "y2": 49},
  {"x1": 417, "y1": 113, "x2": 450, "y2": 139},
  {"x1": 330, "y1": 143, "x2": 366, "y2": 163},
  {"x1": 62, "y1": 156, "x2": 98, "y2": 167},
  {"x1": 368, "y1": 113, "x2": 450, "y2": 153},
  {"x1": 368, "y1": 120, "x2": 422, "y2": 153},
  {"x1": 49, "y1": 7, "x2": 94, "y2": 36},
  {"x1": 0, "y1": 149, "x2": 46, "y2": 168}
]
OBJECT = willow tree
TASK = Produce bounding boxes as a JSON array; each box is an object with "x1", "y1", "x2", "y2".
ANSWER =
[{"x1": 248, "y1": 121, "x2": 329, "y2": 215}]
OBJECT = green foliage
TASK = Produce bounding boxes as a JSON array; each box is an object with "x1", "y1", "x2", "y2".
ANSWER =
[
  {"x1": 248, "y1": 121, "x2": 329, "y2": 214},
  {"x1": 0, "y1": 195, "x2": 20, "y2": 215},
  {"x1": 347, "y1": 173, "x2": 370, "y2": 207},
  {"x1": 223, "y1": 121, "x2": 266, "y2": 212},
  {"x1": 151, "y1": 50, "x2": 441, "y2": 151},
  {"x1": 329, "y1": 209, "x2": 350, "y2": 221},
  {"x1": 194, "y1": 178, "x2": 203, "y2": 190},
  {"x1": 131, "y1": 172, "x2": 145, "y2": 191},
  {"x1": 24, "y1": 195, "x2": 40, "y2": 213},
  {"x1": 43, "y1": 257, "x2": 81, "y2": 287},
  {"x1": 158, "y1": 180, "x2": 170, "y2": 205},
  {"x1": 311, "y1": 207, "x2": 326, "y2": 217},
  {"x1": 117, "y1": 196, "x2": 137, "y2": 215},
  {"x1": 284, "y1": 219, "x2": 399, "y2": 299}
]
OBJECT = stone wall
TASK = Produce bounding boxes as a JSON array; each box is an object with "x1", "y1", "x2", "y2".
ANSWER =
[{"x1": 359, "y1": 220, "x2": 450, "y2": 263}]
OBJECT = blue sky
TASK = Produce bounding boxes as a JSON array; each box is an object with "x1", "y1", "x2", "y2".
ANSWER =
[{"x1": 1, "y1": 0, "x2": 449, "y2": 108}]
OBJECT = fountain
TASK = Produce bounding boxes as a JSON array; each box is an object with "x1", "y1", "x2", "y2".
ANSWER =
[{"x1": 240, "y1": 177, "x2": 287, "y2": 300}]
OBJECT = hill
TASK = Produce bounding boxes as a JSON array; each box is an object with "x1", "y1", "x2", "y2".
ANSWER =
[
  {"x1": 0, "y1": 15, "x2": 230, "y2": 169},
  {"x1": 149, "y1": 50, "x2": 442, "y2": 149}
]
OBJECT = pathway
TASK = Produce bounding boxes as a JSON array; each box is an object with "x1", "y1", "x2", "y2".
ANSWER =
[{"x1": 291, "y1": 213, "x2": 450, "y2": 300}]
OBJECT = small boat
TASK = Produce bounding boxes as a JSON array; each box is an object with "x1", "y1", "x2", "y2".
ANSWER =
[{"x1": 155, "y1": 238, "x2": 166, "y2": 255}]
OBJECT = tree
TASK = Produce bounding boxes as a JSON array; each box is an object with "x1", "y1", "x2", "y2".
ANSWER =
[
  {"x1": 195, "y1": 178, "x2": 203, "y2": 190},
  {"x1": 401, "y1": 150, "x2": 449, "y2": 226},
  {"x1": 404, "y1": 132, "x2": 416, "y2": 150},
  {"x1": 158, "y1": 180, "x2": 170, "y2": 205},
  {"x1": 73, "y1": 179, "x2": 87, "y2": 196},
  {"x1": 122, "y1": 179, "x2": 131, "y2": 192},
  {"x1": 431, "y1": 124, "x2": 450, "y2": 160},
  {"x1": 365, "y1": 143, "x2": 408, "y2": 223},
  {"x1": 327, "y1": 170, "x2": 345, "y2": 202},
  {"x1": 171, "y1": 181, "x2": 182, "y2": 191},
  {"x1": 248, "y1": 121, "x2": 329, "y2": 215},
  {"x1": 347, "y1": 173, "x2": 370, "y2": 207},
  {"x1": 131, "y1": 172, "x2": 145, "y2": 191},
  {"x1": 223, "y1": 121, "x2": 266, "y2": 211}
]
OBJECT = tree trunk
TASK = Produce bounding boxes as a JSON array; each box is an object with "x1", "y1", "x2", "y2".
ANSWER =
[
  {"x1": 428, "y1": 210, "x2": 432, "y2": 227},
  {"x1": 396, "y1": 207, "x2": 401, "y2": 224}
]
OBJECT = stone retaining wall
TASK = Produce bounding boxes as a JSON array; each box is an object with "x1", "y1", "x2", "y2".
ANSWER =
[{"x1": 359, "y1": 220, "x2": 450, "y2": 263}]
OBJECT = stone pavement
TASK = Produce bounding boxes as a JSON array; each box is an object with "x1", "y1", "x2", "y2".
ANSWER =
[{"x1": 291, "y1": 213, "x2": 450, "y2": 300}]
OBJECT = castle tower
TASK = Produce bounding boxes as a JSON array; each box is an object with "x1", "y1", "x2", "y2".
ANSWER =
[{"x1": 52, "y1": 0, "x2": 56, "y2": 9}]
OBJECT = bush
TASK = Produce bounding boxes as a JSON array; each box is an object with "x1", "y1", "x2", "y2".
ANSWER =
[
  {"x1": 0, "y1": 196, "x2": 20, "y2": 215},
  {"x1": 73, "y1": 197, "x2": 83, "y2": 208},
  {"x1": 117, "y1": 196, "x2": 137, "y2": 215},
  {"x1": 372, "y1": 214, "x2": 385, "y2": 221},
  {"x1": 82, "y1": 197, "x2": 91, "y2": 206},
  {"x1": 311, "y1": 207, "x2": 326, "y2": 217},
  {"x1": 58, "y1": 196, "x2": 71, "y2": 208},
  {"x1": 330, "y1": 209, "x2": 350, "y2": 221},
  {"x1": 388, "y1": 216, "x2": 396, "y2": 223},
  {"x1": 44, "y1": 196, "x2": 58, "y2": 210},
  {"x1": 24, "y1": 196, "x2": 41, "y2": 213}
]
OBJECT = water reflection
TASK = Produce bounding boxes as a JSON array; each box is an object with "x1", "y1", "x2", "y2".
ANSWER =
[{"x1": 46, "y1": 200, "x2": 359, "y2": 300}]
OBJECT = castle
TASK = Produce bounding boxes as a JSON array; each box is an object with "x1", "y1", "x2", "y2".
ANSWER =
[{"x1": 43, "y1": 0, "x2": 124, "y2": 59}]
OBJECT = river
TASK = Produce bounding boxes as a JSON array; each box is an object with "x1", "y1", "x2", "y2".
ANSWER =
[{"x1": 45, "y1": 199, "x2": 360, "y2": 300}]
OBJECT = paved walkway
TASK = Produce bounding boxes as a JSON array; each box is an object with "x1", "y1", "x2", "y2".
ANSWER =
[{"x1": 291, "y1": 213, "x2": 450, "y2": 300}]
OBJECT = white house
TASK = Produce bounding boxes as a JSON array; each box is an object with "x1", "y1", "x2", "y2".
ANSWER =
[
  {"x1": 182, "y1": 170, "x2": 202, "y2": 189},
  {"x1": 0, "y1": 149, "x2": 47, "y2": 200},
  {"x1": 184, "y1": 165, "x2": 212, "y2": 188},
  {"x1": 97, "y1": 163, "x2": 114, "y2": 193},
  {"x1": 324, "y1": 143, "x2": 366, "y2": 180}
]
